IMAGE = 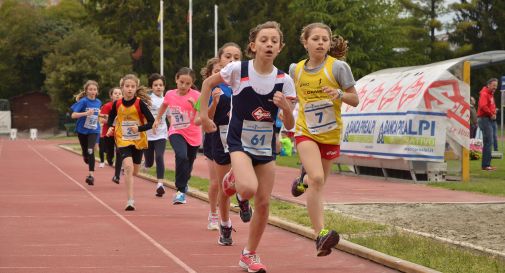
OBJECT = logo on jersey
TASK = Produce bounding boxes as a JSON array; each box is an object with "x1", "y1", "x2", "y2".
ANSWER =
[{"x1": 252, "y1": 107, "x2": 272, "y2": 121}]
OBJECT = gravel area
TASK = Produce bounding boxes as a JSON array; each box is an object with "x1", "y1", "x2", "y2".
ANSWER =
[{"x1": 326, "y1": 203, "x2": 505, "y2": 255}]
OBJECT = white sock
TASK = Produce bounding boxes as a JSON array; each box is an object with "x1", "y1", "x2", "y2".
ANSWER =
[
  {"x1": 221, "y1": 220, "x2": 231, "y2": 227},
  {"x1": 157, "y1": 182, "x2": 163, "y2": 187},
  {"x1": 237, "y1": 193, "x2": 243, "y2": 201},
  {"x1": 243, "y1": 248, "x2": 252, "y2": 255}
]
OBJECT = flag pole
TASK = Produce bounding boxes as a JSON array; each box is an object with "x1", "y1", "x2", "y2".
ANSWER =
[
  {"x1": 214, "y1": 5, "x2": 218, "y2": 56},
  {"x1": 189, "y1": 0, "x2": 193, "y2": 69},
  {"x1": 160, "y1": 0, "x2": 164, "y2": 75}
]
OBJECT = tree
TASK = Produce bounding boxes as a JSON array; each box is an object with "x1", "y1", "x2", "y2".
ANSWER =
[
  {"x1": 0, "y1": 0, "x2": 86, "y2": 99},
  {"x1": 43, "y1": 27, "x2": 131, "y2": 112}
]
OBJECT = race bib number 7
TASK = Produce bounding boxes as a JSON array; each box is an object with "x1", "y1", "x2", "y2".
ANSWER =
[{"x1": 304, "y1": 100, "x2": 337, "y2": 134}]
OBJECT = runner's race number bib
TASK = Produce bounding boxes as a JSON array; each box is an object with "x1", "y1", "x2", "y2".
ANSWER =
[
  {"x1": 241, "y1": 120, "x2": 273, "y2": 156},
  {"x1": 304, "y1": 100, "x2": 337, "y2": 134},
  {"x1": 219, "y1": 125, "x2": 229, "y2": 153},
  {"x1": 170, "y1": 108, "x2": 190, "y2": 130},
  {"x1": 83, "y1": 109, "x2": 98, "y2": 130},
  {"x1": 121, "y1": 120, "x2": 140, "y2": 140}
]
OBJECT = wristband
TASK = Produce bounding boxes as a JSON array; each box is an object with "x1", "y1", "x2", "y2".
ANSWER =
[{"x1": 336, "y1": 89, "x2": 344, "y2": 99}]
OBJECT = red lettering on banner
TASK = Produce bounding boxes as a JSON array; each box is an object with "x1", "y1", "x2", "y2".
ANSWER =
[
  {"x1": 398, "y1": 76, "x2": 425, "y2": 110},
  {"x1": 378, "y1": 80, "x2": 402, "y2": 110},
  {"x1": 360, "y1": 82, "x2": 385, "y2": 111},
  {"x1": 423, "y1": 80, "x2": 469, "y2": 128}
]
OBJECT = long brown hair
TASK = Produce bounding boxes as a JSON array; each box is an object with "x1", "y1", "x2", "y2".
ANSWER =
[
  {"x1": 120, "y1": 74, "x2": 151, "y2": 106},
  {"x1": 300, "y1": 22, "x2": 348, "y2": 60},
  {"x1": 200, "y1": 57, "x2": 220, "y2": 79},
  {"x1": 74, "y1": 80, "x2": 99, "y2": 102}
]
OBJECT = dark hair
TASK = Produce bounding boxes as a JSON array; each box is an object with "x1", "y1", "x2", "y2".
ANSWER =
[
  {"x1": 200, "y1": 57, "x2": 220, "y2": 79},
  {"x1": 246, "y1": 21, "x2": 284, "y2": 58},
  {"x1": 300, "y1": 22, "x2": 348, "y2": 60},
  {"x1": 218, "y1": 42, "x2": 241, "y2": 59},
  {"x1": 108, "y1": 87, "x2": 121, "y2": 97},
  {"x1": 487, "y1": 78, "x2": 498, "y2": 85},
  {"x1": 148, "y1": 73, "x2": 165, "y2": 88},
  {"x1": 175, "y1": 67, "x2": 196, "y2": 81}
]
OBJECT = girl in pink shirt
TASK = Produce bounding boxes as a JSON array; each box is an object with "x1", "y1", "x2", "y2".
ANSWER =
[{"x1": 154, "y1": 67, "x2": 201, "y2": 204}]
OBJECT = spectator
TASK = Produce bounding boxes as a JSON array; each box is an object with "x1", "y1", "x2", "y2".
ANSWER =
[{"x1": 477, "y1": 78, "x2": 498, "y2": 171}]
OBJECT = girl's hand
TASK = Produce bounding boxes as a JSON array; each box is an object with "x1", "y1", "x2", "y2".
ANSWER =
[
  {"x1": 322, "y1": 86, "x2": 343, "y2": 101},
  {"x1": 85, "y1": 109, "x2": 94, "y2": 116},
  {"x1": 106, "y1": 127, "x2": 114, "y2": 137},
  {"x1": 273, "y1": 91, "x2": 290, "y2": 112},
  {"x1": 201, "y1": 118, "x2": 217, "y2": 133},
  {"x1": 130, "y1": 125, "x2": 139, "y2": 134},
  {"x1": 211, "y1": 89, "x2": 221, "y2": 105},
  {"x1": 152, "y1": 119, "x2": 159, "y2": 131}
]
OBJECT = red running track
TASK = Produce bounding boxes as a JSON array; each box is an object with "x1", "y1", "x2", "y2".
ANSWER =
[{"x1": 0, "y1": 138, "x2": 398, "y2": 273}]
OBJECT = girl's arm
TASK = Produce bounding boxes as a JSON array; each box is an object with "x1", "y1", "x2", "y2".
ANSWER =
[
  {"x1": 208, "y1": 88, "x2": 221, "y2": 120},
  {"x1": 153, "y1": 103, "x2": 169, "y2": 131},
  {"x1": 71, "y1": 108, "x2": 94, "y2": 119},
  {"x1": 200, "y1": 73, "x2": 225, "y2": 133},
  {"x1": 137, "y1": 101, "x2": 155, "y2": 132},
  {"x1": 342, "y1": 86, "x2": 359, "y2": 107},
  {"x1": 274, "y1": 92, "x2": 295, "y2": 130},
  {"x1": 106, "y1": 102, "x2": 118, "y2": 136}
]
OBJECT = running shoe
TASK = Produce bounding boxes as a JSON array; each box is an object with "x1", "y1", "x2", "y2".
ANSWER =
[
  {"x1": 218, "y1": 225, "x2": 234, "y2": 246},
  {"x1": 124, "y1": 200, "x2": 135, "y2": 211},
  {"x1": 236, "y1": 195, "x2": 252, "y2": 223},
  {"x1": 291, "y1": 166, "x2": 308, "y2": 197},
  {"x1": 99, "y1": 162, "x2": 105, "y2": 168},
  {"x1": 155, "y1": 185, "x2": 165, "y2": 197},
  {"x1": 173, "y1": 191, "x2": 186, "y2": 205},
  {"x1": 85, "y1": 175, "x2": 94, "y2": 186},
  {"x1": 222, "y1": 170, "x2": 236, "y2": 196},
  {"x1": 315, "y1": 229, "x2": 340, "y2": 257},
  {"x1": 207, "y1": 214, "x2": 219, "y2": 230},
  {"x1": 112, "y1": 176, "x2": 120, "y2": 184},
  {"x1": 239, "y1": 251, "x2": 266, "y2": 273}
]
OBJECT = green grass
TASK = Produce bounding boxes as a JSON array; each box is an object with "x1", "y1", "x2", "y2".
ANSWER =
[
  {"x1": 429, "y1": 146, "x2": 505, "y2": 197},
  {"x1": 62, "y1": 143, "x2": 505, "y2": 272}
]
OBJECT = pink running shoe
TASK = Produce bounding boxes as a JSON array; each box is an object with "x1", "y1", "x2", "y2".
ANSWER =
[
  {"x1": 222, "y1": 170, "x2": 236, "y2": 197},
  {"x1": 239, "y1": 251, "x2": 266, "y2": 273}
]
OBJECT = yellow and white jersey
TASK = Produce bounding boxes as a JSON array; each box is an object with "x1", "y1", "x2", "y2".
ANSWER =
[{"x1": 293, "y1": 56, "x2": 343, "y2": 145}]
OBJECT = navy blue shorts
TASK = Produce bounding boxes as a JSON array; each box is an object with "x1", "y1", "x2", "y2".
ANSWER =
[
  {"x1": 203, "y1": 133, "x2": 214, "y2": 160},
  {"x1": 211, "y1": 131, "x2": 231, "y2": 165}
]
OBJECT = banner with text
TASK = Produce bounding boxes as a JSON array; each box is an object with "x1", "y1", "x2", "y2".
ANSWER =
[{"x1": 341, "y1": 61, "x2": 470, "y2": 162}]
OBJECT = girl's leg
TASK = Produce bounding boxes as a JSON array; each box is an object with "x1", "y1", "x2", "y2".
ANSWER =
[
  {"x1": 207, "y1": 158, "x2": 219, "y2": 215},
  {"x1": 77, "y1": 133, "x2": 88, "y2": 164},
  {"x1": 86, "y1": 134, "x2": 98, "y2": 174},
  {"x1": 143, "y1": 141, "x2": 155, "y2": 168},
  {"x1": 123, "y1": 156, "x2": 134, "y2": 201},
  {"x1": 113, "y1": 145, "x2": 122, "y2": 179},
  {"x1": 153, "y1": 139, "x2": 167, "y2": 180},
  {"x1": 186, "y1": 143, "x2": 199, "y2": 183},
  {"x1": 230, "y1": 152, "x2": 258, "y2": 200},
  {"x1": 98, "y1": 137, "x2": 105, "y2": 164},
  {"x1": 246, "y1": 161, "x2": 275, "y2": 252},
  {"x1": 169, "y1": 134, "x2": 190, "y2": 193},
  {"x1": 214, "y1": 162, "x2": 232, "y2": 224},
  {"x1": 297, "y1": 140, "x2": 325, "y2": 234},
  {"x1": 105, "y1": 137, "x2": 115, "y2": 166},
  {"x1": 153, "y1": 139, "x2": 167, "y2": 197}
]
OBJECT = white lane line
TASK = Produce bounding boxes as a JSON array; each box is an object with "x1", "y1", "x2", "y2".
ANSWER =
[{"x1": 29, "y1": 145, "x2": 198, "y2": 273}]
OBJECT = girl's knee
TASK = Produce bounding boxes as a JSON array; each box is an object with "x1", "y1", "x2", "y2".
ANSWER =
[
  {"x1": 238, "y1": 185, "x2": 256, "y2": 200},
  {"x1": 307, "y1": 173, "x2": 325, "y2": 188}
]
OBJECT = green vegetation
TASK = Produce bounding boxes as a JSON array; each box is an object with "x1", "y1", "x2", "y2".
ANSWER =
[{"x1": 142, "y1": 161, "x2": 505, "y2": 273}]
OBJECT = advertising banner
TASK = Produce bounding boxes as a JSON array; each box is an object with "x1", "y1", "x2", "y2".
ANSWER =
[{"x1": 341, "y1": 61, "x2": 470, "y2": 162}]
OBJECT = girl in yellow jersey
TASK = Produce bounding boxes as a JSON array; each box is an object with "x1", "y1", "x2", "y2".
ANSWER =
[
  {"x1": 289, "y1": 23, "x2": 359, "y2": 256},
  {"x1": 106, "y1": 74, "x2": 154, "y2": 211}
]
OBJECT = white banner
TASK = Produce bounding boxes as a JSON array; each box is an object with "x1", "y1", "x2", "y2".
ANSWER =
[
  {"x1": 341, "y1": 61, "x2": 470, "y2": 162},
  {"x1": 0, "y1": 111, "x2": 11, "y2": 134}
]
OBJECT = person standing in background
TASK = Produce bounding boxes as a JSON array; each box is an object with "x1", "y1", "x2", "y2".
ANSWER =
[{"x1": 477, "y1": 78, "x2": 498, "y2": 171}]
